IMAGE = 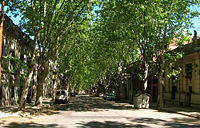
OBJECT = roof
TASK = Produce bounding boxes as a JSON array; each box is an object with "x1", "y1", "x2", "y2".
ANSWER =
[
  {"x1": 171, "y1": 34, "x2": 200, "y2": 55},
  {"x1": 168, "y1": 38, "x2": 190, "y2": 50}
]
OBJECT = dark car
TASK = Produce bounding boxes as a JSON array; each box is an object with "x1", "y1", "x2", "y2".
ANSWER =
[
  {"x1": 55, "y1": 90, "x2": 69, "y2": 104},
  {"x1": 104, "y1": 93, "x2": 116, "y2": 101},
  {"x1": 70, "y1": 92, "x2": 76, "y2": 97}
]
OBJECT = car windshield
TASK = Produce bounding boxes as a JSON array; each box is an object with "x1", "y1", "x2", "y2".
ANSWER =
[
  {"x1": 108, "y1": 93, "x2": 114, "y2": 96},
  {"x1": 56, "y1": 91, "x2": 60, "y2": 95},
  {"x1": 61, "y1": 91, "x2": 65, "y2": 95},
  {"x1": 56, "y1": 90, "x2": 66, "y2": 95}
]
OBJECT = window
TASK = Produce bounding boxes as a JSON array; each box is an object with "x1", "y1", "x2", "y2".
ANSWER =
[
  {"x1": 153, "y1": 76, "x2": 157, "y2": 84},
  {"x1": 189, "y1": 86, "x2": 192, "y2": 93},
  {"x1": 61, "y1": 91, "x2": 66, "y2": 95},
  {"x1": 186, "y1": 64, "x2": 192, "y2": 79},
  {"x1": 171, "y1": 86, "x2": 176, "y2": 99}
]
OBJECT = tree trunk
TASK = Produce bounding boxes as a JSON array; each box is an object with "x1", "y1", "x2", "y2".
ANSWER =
[
  {"x1": 32, "y1": 69, "x2": 37, "y2": 101},
  {"x1": 157, "y1": 57, "x2": 165, "y2": 109},
  {"x1": 35, "y1": 78, "x2": 43, "y2": 106},
  {"x1": 158, "y1": 74, "x2": 164, "y2": 109},
  {"x1": 157, "y1": 26, "x2": 167, "y2": 109},
  {"x1": 52, "y1": 79, "x2": 56, "y2": 101},
  {"x1": 0, "y1": 83, "x2": 2, "y2": 106},
  {"x1": 18, "y1": 67, "x2": 34, "y2": 111},
  {"x1": 143, "y1": 64, "x2": 149, "y2": 91},
  {"x1": 35, "y1": 62, "x2": 48, "y2": 106}
]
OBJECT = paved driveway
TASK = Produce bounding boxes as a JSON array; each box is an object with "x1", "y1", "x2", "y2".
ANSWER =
[{"x1": 1, "y1": 95, "x2": 200, "y2": 128}]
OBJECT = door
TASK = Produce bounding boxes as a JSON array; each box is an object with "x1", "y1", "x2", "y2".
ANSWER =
[{"x1": 171, "y1": 86, "x2": 176, "y2": 100}]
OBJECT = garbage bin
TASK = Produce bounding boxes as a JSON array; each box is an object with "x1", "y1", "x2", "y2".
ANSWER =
[{"x1": 133, "y1": 93, "x2": 149, "y2": 109}]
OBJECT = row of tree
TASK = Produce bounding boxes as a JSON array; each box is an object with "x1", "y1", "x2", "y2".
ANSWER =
[
  {"x1": 4, "y1": 0, "x2": 200, "y2": 110},
  {"x1": 89, "y1": 0, "x2": 199, "y2": 108}
]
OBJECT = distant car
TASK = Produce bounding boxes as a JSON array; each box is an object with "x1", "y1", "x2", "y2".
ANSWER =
[
  {"x1": 55, "y1": 90, "x2": 69, "y2": 104},
  {"x1": 104, "y1": 93, "x2": 116, "y2": 101},
  {"x1": 99, "y1": 93, "x2": 104, "y2": 97},
  {"x1": 70, "y1": 92, "x2": 76, "y2": 97}
]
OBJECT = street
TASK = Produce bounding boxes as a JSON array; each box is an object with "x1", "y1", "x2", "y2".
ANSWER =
[{"x1": 1, "y1": 95, "x2": 200, "y2": 128}]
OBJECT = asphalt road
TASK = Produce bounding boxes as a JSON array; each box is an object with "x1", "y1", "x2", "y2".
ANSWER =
[{"x1": 1, "y1": 95, "x2": 200, "y2": 128}]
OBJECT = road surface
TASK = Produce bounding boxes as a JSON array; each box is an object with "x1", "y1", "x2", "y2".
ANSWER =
[{"x1": 1, "y1": 95, "x2": 200, "y2": 128}]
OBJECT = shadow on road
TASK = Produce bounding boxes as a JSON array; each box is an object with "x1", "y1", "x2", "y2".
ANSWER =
[
  {"x1": 57, "y1": 95, "x2": 134, "y2": 112},
  {"x1": 128, "y1": 117, "x2": 200, "y2": 128},
  {"x1": 2, "y1": 122, "x2": 59, "y2": 128},
  {"x1": 78, "y1": 121, "x2": 147, "y2": 128},
  {"x1": 78, "y1": 117, "x2": 200, "y2": 128},
  {"x1": 0, "y1": 106, "x2": 18, "y2": 113}
]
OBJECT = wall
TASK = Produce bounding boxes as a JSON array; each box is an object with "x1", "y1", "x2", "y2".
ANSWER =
[
  {"x1": 163, "y1": 37, "x2": 200, "y2": 108},
  {"x1": 0, "y1": 15, "x2": 33, "y2": 106}
]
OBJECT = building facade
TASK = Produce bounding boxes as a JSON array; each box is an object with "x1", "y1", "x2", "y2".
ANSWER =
[
  {"x1": 163, "y1": 37, "x2": 200, "y2": 108},
  {"x1": 0, "y1": 14, "x2": 33, "y2": 106}
]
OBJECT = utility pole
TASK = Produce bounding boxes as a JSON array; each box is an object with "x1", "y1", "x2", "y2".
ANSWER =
[{"x1": 0, "y1": 0, "x2": 5, "y2": 105}]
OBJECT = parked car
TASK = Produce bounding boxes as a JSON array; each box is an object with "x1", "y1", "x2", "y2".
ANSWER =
[
  {"x1": 70, "y1": 92, "x2": 76, "y2": 97},
  {"x1": 103, "y1": 93, "x2": 116, "y2": 101},
  {"x1": 55, "y1": 90, "x2": 69, "y2": 104}
]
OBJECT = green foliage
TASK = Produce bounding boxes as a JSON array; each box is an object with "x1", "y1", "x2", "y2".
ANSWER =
[
  {"x1": 97, "y1": 0, "x2": 199, "y2": 79},
  {"x1": 3, "y1": 56, "x2": 29, "y2": 78},
  {"x1": 5, "y1": 0, "x2": 200, "y2": 91}
]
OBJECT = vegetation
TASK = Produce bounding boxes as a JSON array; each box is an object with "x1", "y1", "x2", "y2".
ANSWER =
[{"x1": 3, "y1": 0, "x2": 200, "y2": 109}]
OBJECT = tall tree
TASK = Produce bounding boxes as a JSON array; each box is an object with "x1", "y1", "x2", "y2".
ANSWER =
[
  {"x1": 95, "y1": 0, "x2": 199, "y2": 107},
  {"x1": 7, "y1": 0, "x2": 95, "y2": 110}
]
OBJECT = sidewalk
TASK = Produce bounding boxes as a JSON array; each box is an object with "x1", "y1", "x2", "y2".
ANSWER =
[
  {"x1": 0, "y1": 98, "x2": 53, "y2": 118},
  {"x1": 162, "y1": 106, "x2": 200, "y2": 118},
  {"x1": 0, "y1": 105, "x2": 31, "y2": 118},
  {"x1": 0, "y1": 107, "x2": 20, "y2": 118},
  {"x1": 1, "y1": 98, "x2": 200, "y2": 119},
  {"x1": 150, "y1": 103, "x2": 200, "y2": 118}
]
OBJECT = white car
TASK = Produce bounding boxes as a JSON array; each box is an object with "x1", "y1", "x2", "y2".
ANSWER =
[{"x1": 55, "y1": 90, "x2": 69, "y2": 104}]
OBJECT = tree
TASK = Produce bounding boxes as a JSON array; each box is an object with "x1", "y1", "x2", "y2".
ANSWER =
[
  {"x1": 6, "y1": 0, "x2": 96, "y2": 110},
  {"x1": 94, "y1": 0, "x2": 199, "y2": 108}
]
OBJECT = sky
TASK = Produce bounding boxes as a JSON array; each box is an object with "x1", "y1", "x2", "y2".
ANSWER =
[
  {"x1": 3, "y1": 4, "x2": 200, "y2": 36},
  {"x1": 190, "y1": 5, "x2": 200, "y2": 35}
]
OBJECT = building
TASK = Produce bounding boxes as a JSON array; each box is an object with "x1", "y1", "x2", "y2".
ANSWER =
[
  {"x1": 0, "y1": 14, "x2": 33, "y2": 106},
  {"x1": 163, "y1": 33, "x2": 200, "y2": 108},
  {"x1": 117, "y1": 33, "x2": 200, "y2": 108}
]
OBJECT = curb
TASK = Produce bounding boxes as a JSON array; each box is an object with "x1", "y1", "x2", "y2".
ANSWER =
[
  {"x1": 161, "y1": 108, "x2": 200, "y2": 119},
  {"x1": 175, "y1": 111, "x2": 200, "y2": 119}
]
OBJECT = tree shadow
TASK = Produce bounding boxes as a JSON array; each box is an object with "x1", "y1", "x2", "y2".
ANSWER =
[
  {"x1": 56, "y1": 95, "x2": 134, "y2": 112},
  {"x1": 78, "y1": 121, "x2": 149, "y2": 128},
  {"x1": 0, "y1": 101, "x2": 60, "y2": 117},
  {"x1": 0, "y1": 106, "x2": 18, "y2": 113},
  {"x1": 2, "y1": 122, "x2": 60, "y2": 128},
  {"x1": 128, "y1": 117, "x2": 200, "y2": 128}
]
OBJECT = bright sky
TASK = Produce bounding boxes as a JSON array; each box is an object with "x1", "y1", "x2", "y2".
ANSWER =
[{"x1": 190, "y1": 5, "x2": 200, "y2": 35}]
